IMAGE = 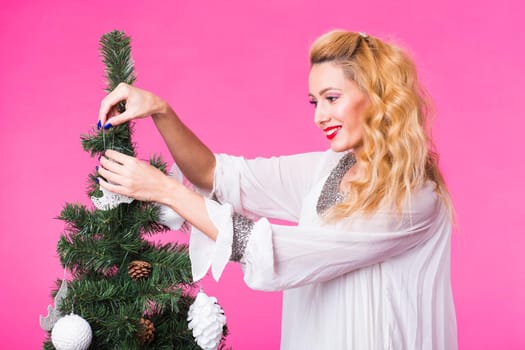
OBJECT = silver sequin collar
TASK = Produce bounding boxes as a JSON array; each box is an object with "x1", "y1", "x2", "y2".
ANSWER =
[{"x1": 316, "y1": 152, "x2": 356, "y2": 215}]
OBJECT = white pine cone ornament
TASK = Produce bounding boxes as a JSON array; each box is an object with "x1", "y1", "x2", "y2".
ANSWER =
[
  {"x1": 51, "y1": 313, "x2": 92, "y2": 350},
  {"x1": 187, "y1": 290, "x2": 226, "y2": 350}
]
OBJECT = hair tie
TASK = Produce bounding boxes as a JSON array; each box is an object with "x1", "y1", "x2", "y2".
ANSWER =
[{"x1": 358, "y1": 32, "x2": 368, "y2": 38}]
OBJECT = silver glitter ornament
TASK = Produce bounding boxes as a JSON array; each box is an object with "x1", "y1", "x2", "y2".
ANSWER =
[{"x1": 40, "y1": 279, "x2": 68, "y2": 331}]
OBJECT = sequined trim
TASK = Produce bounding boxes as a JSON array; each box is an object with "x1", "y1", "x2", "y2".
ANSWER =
[
  {"x1": 230, "y1": 213, "x2": 254, "y2": 262},
  {"x1": 316, "y1": 152, "x2": 356, "y2": 215}
]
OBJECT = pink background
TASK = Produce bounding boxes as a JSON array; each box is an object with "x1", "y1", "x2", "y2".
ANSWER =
[{"x1": 1, "y1": 0, "x2": 523, "y2": 348}]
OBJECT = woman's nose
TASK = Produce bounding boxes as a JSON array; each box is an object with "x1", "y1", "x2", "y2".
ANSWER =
[{"x1": 314, "y1": 106, "x2": 330, "y2": 127}]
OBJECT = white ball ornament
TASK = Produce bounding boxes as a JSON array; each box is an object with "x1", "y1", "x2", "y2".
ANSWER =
[
  {"x1": 157, "y1": 163, "x2": 187, "y2": 230},
  {"x1": 157, "y1": 203, "x2": 185, "y2": 230},
  {"x1": 51, "y1": 313, "x2": 93, "y2": 350}
]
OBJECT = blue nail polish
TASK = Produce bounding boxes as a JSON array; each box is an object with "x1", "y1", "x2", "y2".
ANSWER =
[
  {"x1": 103, "y1": 123, "x2": 113, "y2": 130},
  {"x1": 97, "y1": 120, "x2": 102, "y2": 130},
  {"x1": 96, "y1": 178, "x2": 100, "y2": 184},
  {"x1": 96, "y1": 166, "x2": 99, "y2": 171}
]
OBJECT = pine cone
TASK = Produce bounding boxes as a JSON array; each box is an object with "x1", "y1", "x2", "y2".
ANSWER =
[
  {"x1": 137, "y1": 318, "x2": 155, "y2": 344},
  {"x1": 128, "y1": 260, "x2": 152, "y2": 280}
]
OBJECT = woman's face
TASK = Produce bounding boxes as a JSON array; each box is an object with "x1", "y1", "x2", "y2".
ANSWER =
[{"x1": 308, "y1": 62, "x2": 370, "y2": 152}]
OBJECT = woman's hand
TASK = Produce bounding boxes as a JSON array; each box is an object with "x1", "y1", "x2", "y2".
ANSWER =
[
  {"x1": 97, "y1": 149, "x2": 175, "y2": 204},
  {"x1": 98, "y1": 83, "x2": 167, "y2": 128},
  {"x1": 98, "y1": 149, "x2": 219, "y2": 240}
]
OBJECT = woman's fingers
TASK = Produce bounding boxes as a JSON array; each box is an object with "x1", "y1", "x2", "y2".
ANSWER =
[
  {"x1": 104, "y1": 149, "x2": 133, "y2": 165},
  {"x1": 97, "y1": 164, "x2": 128, "y2": 188},
  {"x1": 98, "y1": 83, "x2": 131, "y2": 126},
  {"x1": 100, "y1": 110, "x2": 134, "y2": 129},
  {"x1": 97, "y1": 84, "x2": 166, "y2": 129},
  {"x1": 98, "y1": 176, "x2": 127, "y2": 196},
  {"x1": 99, "y1": 154, "x2": 123, "y2": 174},
  {"x1": 98, "y1": 150, "x2": 131, "y2": 187},
  {"x1": 98, "y1": 151, "x2": 134, "y2": 186},
  {"x1": 97, "y1": 151, "x2": 167, "y2": 202}
]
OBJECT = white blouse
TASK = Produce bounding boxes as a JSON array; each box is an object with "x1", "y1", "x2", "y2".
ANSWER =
[{"x1": 169, "y1": 149, "x2": 458, "y2": 350}]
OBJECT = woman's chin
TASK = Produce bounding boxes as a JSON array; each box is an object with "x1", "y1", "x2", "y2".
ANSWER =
[
  {"x1": 328, "y1": 138, "x2": 361, "y2": 153},
  {"x1": 329, "y1": 142, "x2": 350, "y2": 153}
]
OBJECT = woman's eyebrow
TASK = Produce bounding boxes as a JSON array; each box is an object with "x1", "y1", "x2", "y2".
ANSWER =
[{"x1": 309, "y1": 87, "x2": 342, "y2": 97}]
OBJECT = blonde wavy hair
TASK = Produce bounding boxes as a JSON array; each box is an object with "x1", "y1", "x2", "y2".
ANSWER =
[{"x1": 310, "y1": 30, "x2": 452, "y2": 220}]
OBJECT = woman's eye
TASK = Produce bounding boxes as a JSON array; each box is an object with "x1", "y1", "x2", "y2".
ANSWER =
[
  {"x1": 327, "y1": 96, "x2": 338, "y2": 102},
  {"x1": 309, "y1": 100, "x2": 317, "y2": 107}
]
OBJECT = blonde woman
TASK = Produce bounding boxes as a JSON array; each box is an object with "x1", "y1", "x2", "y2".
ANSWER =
[{"x1": 97, "y1": 30, "x2": 458, "y2": 349}]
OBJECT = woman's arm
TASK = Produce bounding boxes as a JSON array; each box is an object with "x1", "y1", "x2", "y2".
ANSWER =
[
  {"x1": 151, "y1": 105, "x2": 215, "y2": 191},
  {"x1": 98, "y1": 150, "x2": 446, "y2": 287},
  {"x1": 191, "y1": 181, "x2": 447, "y2": 287},
  {"x1": 98, "y1": 83, "x2": 215, "y2": 190},
  {"x1": 208, "y1": 151, "x2": 332, "y2": 222}
]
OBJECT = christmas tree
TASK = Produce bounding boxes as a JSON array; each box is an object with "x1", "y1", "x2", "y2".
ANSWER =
[{"x1": 41, "y1": 30, "x2": 228, "y2": 350}]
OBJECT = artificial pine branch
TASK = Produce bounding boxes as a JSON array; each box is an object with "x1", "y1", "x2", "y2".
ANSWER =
[
  {"x1": 149, "y1": 154, "x2": 168, "y2": 174},
  {"x1": 99, "y1": 30, "x2": 136, "y2": 93},
  {"x1": 81, "y1": 123, "x2": 135, "y2": 157},
  {"x1": 82, "y1": 30, "x2": 137, "y2": 160}
]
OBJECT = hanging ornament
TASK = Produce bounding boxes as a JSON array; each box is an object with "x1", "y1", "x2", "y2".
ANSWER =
[
  {"x1": 157, "y1": 203, "x2": 185, "y2": 230},
  {"x1": 51, "y1": 313, "x2": 92, "y2": 350},
  {"x1": 187, "y1": 290, "x2": 226, "y2": 350},
  {"x1": 137, "y1": 317, "x2": 156, "y2": 345},
  {"x1": 128, "y1": 260, "x2": 152, "y2": 280},
  {"x1": 157, "y1": 162, "x2": 187, "y2": 230},
  {"x1": 91, "y1": 186, "x2": 133, "y2": 210},
  {"x1": 40, "y1": 279, "x2": 68, "y2": 331}
]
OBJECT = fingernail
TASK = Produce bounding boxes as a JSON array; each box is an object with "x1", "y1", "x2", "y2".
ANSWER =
[
  {"x1": 103, "y1": 123, "x2": 113, "y2": 130},
  {"x1": 96, "y1": 178, "x2": 100, "y2": 184},
  {"x1": 96, "y1": 166, "x2": 99, "y2": 171},
  {"x1": 98, "y1": 155, "x2": 102, "y2": 161},
  {"x1": 97, "y1": 120, "x2": 102, "y2": 130}
]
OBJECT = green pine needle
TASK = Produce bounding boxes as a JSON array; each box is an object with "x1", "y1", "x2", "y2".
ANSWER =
[
  {"x1": 99, "y1": 30, "x2": 136, "y2": 91},
  {"x1": 81, "y1": 123, "x2": 136, "y2": 158}
]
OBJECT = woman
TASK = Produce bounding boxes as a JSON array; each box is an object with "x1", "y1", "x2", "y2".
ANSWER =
[{"x1": 97, "y1": 30, "x2": 457, "y2": 349}]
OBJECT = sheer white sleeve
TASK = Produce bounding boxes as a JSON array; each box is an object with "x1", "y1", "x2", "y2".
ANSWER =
[
  {"x1": 197, "y1": 181, "x2": 448, "y2": 289},
  {"x1": 156, "y1": 163, "x2": 233, "y2": 282},
  {"x1": 185, "y1": 150, "x2": 340, "y2": 282},
  {"x1": 211, "y1": 152, "x2": 328, "y2": 222}
]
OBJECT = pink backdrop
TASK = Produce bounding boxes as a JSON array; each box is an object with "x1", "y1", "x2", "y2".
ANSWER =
[{"x1": 1, "y1": 0, "x2": 523, "y2": 348}]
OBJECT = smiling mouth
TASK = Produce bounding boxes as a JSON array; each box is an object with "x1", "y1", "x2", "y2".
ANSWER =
[{"x1": 323, "y1": 126, "x2": 342, "y2": 140}]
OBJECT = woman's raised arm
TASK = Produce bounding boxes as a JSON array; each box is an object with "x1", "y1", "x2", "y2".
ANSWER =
[{"x1": 98, "y1": 83, "x2": 215, "y2": 190}]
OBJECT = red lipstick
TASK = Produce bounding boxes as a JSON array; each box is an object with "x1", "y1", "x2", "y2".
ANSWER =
[{"x1": 323, "y1": 126, "x2": 342, "y2": 140}]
